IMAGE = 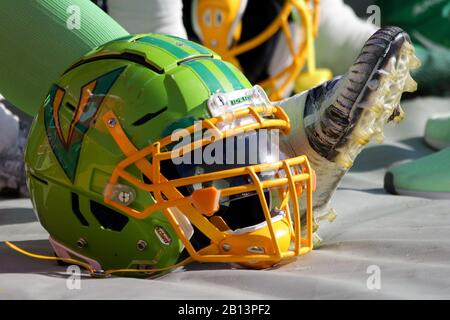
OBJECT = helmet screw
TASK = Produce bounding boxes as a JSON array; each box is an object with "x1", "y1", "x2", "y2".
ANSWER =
[
  {"x1": 136, "y1": 240, "x2": 148, "y2": 251},
  {"x1": 222, "y1": 243, "x2": 231, "y2": 252},
  {"x1": 76, "y1": 238, "x2": 87, "y2": 249},
  {"x1": 118, "y1": 191, "x2": 131, "y2": 204},
  {"x1": 107, "y1": 117, "x2": 117, "y2": 128}
]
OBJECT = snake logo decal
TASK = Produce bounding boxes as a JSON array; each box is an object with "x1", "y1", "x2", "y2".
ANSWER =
[{"x1": 44, "y1": 67, "x2": 125, "y2": 182}]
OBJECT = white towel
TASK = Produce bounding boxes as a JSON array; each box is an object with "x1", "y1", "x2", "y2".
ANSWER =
[{"x1": 0, "y1": 96, "x2": 19, "y2": 155}]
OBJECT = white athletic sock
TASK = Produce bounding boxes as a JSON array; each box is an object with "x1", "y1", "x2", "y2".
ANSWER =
[
  {"x1": 107, "y1": 0, "x2": 187, "y2": 37},
  {"x1": 316, "y1": 0, "x2": 377, "y2": 75}
]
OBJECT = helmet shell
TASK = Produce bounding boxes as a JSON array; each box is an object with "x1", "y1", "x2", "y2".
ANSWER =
[{"x1": 26, "y1": 34, "x2": 251, "y2": 271}]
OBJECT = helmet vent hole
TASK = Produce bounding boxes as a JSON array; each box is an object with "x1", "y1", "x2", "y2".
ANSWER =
[
  {"x1": 71, "y1": 193, "x2": 89, "y2": 227},
  {"x1": 65, "y1": 102, "x2": 76, "y2": 112},
  {"x1": 132, "y1": 106, "x2": 168, "y2": 126}
]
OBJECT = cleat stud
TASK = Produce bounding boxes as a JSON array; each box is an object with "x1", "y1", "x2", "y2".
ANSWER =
[{"x1": 404, "y1": 73, "x2": 418, "y2": 92}]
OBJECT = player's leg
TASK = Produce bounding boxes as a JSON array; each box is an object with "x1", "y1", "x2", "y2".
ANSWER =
[
  {"x1": 279, "y1": 26, "x2": 420, "y2": 239},
  {"x1": 0, "y1": 0, "x2": 128, "y2": 117}
]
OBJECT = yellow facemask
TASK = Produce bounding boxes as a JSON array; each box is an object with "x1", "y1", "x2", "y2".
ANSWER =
[{"x1": 103, "y1": 86, "x2": 315, "y2": 268}]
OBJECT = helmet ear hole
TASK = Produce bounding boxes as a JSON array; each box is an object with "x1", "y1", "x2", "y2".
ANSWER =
[{"x1": 89, "y1": 200, "x2": 129, "y2": 232}]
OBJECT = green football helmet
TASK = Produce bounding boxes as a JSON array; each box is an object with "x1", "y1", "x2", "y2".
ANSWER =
[{"x1": 25, "y1": 34, "x2": 314, "y2": 275}]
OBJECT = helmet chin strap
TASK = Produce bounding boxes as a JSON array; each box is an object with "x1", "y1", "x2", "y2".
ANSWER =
[{"x1": 4, "y1": 240, "x2": 194, "y2": 278}]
